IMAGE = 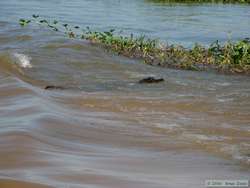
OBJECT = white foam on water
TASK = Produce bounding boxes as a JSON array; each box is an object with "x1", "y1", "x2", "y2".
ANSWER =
[
  {"x1": 183, "y1": 133, "x2": 227, "y2": 142},
  {"x1": 216, "y1": 98, "x2": 234, "y2": 102},
  {"x1": 13, "y1": 53, "x2": 32, "y2": 68},
  {"x1": 154, "y1": 123, "x2": 181, "y2": 130},
  {"x1": 214, "y1": 82, "x2": 231, "y2": 86}
]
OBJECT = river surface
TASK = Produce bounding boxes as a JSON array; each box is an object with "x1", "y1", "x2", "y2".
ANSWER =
[{"x1": 0, "y1": 0, "x2": 250, "y2": 188}]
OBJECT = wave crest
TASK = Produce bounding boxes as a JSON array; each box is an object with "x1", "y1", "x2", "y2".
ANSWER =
[{"x1": 13, "y1": 53, "x2": 32, "y2": 68}]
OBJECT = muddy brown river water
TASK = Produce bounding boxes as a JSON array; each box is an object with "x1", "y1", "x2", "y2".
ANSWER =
[{"x1": 0, "y1": 0, "x2": 250, "y2": 187}]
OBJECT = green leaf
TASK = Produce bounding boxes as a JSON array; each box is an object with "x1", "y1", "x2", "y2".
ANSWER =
[
  {"x1": 19, "y1": 19, "x2": 30, "y2": 26},
  {"x1": 39, "y1": 19, "x2": 48, "y2": 24},
  {"x1": 32, "y1": 14, "x2": 39, "y2": 18}
]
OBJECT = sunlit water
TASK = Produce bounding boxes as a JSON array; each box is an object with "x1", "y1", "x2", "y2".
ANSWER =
[{"x1": 0, "y1": 0, "x2": 250, "y2": 188}]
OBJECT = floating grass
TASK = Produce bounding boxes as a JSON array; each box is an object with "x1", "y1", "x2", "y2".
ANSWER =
[
  {"x1": 145, "y1": 0, "x2": 250, "y2": 4},
  {"x1": 19, "y1": 16, "x2": 250, "y2": 74}
]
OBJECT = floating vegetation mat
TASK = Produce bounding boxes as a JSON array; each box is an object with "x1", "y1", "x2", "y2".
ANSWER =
[
  {"x1": 146, "y1": 0, "x2": 250, "y2": 4},
  {"x1": 19, "y1": 15, "x2": 250, "y2": 75}
]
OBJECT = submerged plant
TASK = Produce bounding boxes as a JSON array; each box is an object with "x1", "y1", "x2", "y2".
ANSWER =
[{"x1": 18, "y1": 16, "x2": 250, "y2": 74}]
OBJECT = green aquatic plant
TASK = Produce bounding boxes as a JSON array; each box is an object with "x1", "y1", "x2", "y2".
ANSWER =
[
  {"x1": 32, "y1": 14, "x2": 39, "y2": 19},
  {"x1": 146, "y1": 0, "x2": 250, "y2": 4},
  {"x1": 18, "y1": 16, "x2": 250, "y2": 74},
  {"x1": 19, "y1": 19, "x2": 31, "y2": 26},
  {"x1": 207, "y1": 39, "x2": 250, "y2": 72},
  {"x1": 63, "y1": 24, "x2": 68, "y2": 28},
  {"x1": 39, "y1": 19, "x2": 48, "y2": 24}
]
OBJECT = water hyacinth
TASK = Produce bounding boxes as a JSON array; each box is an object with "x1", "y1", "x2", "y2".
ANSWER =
[
  {"x1": 146, "y1": 0, "x2": 250, "y2": 4},
  {"x1": 19, "y1": 19, "x2": 31, "y2": 26},
  {"x1": 19, "y1": 16, "x2": 250, "y2": 74}
]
